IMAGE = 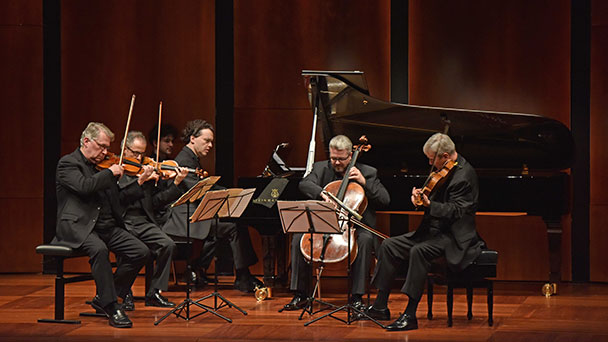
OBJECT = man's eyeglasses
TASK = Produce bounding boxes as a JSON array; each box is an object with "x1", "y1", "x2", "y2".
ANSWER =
[
  {"x1": 126, "y1": 146, "x2": 145, "y2": 158},
  {"x1": 91, "y1": 139, "x2": 110, "y2": 152},
  {"x1": 330, "y1": 156, "x2": 350, "y2": 162}
]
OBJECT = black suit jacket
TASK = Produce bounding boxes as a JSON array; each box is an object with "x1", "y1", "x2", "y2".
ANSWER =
[
  {"x1": 409, "y1": 154, "x2": 482, "y2": 270},
  {"x1": 298, "y1": 160, "x2": 390, "y2": 227},
  {"x1": 54, "y1": 149, "x2": 144, "y2": 248},
  {"x1": 162, "y1": 146, "x2": 213, "y2": 240}
]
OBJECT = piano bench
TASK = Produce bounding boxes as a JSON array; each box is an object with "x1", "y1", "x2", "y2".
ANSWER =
[
  {"x1": 426, "y1": 249, "x2": 498, "y2": 327},
  {"x1": 36, "y1": 244, "x2": 93, "y2": 324}
]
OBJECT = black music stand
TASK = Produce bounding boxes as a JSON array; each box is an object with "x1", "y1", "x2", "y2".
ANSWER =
[
  {"x1": 304, "y1": 191, "x2": 385, "y2": 328},
  {"x1": 190, "y1": 188, "x2": 256, "y2": 322},
  {"x1": 154, "y1": 176, "x2": 228, "y2": 325},
  {"x1": 276, "y1": 200, "x2": 341, "y2": 323}
]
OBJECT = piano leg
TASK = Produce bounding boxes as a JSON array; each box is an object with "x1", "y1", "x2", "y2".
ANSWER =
[
  {"x1": 261, "y1": 234, "x2": 287, "y2": 287},
  {"x1": 543, "y1": 217, "x2": 562, "y2": 297}
]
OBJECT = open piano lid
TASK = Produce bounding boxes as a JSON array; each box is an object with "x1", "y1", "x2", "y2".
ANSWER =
[{"x1": 302, "y1": 70, "x2": 574, "y2": 174}]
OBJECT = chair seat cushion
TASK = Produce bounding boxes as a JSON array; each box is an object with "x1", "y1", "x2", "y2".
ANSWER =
[{"x1": 36, "y1": 244, "x2": 86, "y2": 257}]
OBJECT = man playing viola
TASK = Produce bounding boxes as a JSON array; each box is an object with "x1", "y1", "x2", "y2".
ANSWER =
[
  {"x1": 118, "y1": 131, "x2": 189, "y2": 309},
  {"x1": 363, "y1": 132, "x2": 485, "y2": 331},
  {"x1": 282, "y1": 135, "x2": 390, "y2": 311},
  {"x1": 54, "y1": 122, "x2": 154, "y2": 328},
  {"x1": 162, "y1": 119, "x2": 263, "y2": 292}
]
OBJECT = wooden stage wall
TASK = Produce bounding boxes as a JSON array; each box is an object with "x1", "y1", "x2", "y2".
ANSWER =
[{"x1": 1, "y1": 0, "x2": 606, "y2": 283}]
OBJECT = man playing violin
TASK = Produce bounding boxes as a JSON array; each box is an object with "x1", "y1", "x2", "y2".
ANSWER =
[
  {"x1": 118, "y1": 131, "x2": 189, "y2": 309},
  {"x1": 363, "y1": 133, "x2": 485, "y2": 331},
  {"x1": 162, "y1": 119, "x2": 263, "y2": 292},
  {"x1": 282, "y1": 135, "x2": 390, "y2": 311},
  {"x1": 54, "y1": 122, "x2": 155, "y2": 328}
]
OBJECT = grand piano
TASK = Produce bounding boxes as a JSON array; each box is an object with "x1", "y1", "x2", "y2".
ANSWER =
[{"x1": 239, "y1": 70, "x2": 573, "y2": 294}]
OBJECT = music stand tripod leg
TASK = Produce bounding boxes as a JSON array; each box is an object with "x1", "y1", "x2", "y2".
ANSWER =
[
  {"x1": 304, "y1": 213, "x2": 385, "y2": 328},
  {"x1": 194, "y1": 203, "x2": 247, "y2": 321},
  {"x1": 297, "y1": 209, "x2": 337, "y2": 321},
  {"x1": 155, "y1": 202, "x2": 207, "y2": 325}
]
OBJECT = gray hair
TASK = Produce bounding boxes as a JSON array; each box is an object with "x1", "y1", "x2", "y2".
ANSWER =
[
  {"x1": 329, "y1": 135, "x2": 352, "y2": 151},
  {"x1": 122, "y1": 131, "x2": 146, "y2": 149},
  {"x1": 423, "y1": 133, "x2": 455, "y2": 156},
  {"x1": 80, "y1": 122, "x2": 114, "y2": 147}
]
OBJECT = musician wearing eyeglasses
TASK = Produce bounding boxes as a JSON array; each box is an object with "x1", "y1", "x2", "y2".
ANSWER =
[
  {"x1": 54, "y1": 122, "x2": 154, "y2": 328},
  {"x1": 117, "y1": 131, "x2": 190, "y2": 309},
  {"x1": 282, "y1": 135, "x2": 390, "y2": 311},
  {"x1": 363, "y1": 133, "x2": 485, "y2": 331}
]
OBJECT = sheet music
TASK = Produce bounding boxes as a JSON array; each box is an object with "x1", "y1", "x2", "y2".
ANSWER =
[{"x1": 171, "y1": 176, "x2": 221, "y2": 207}]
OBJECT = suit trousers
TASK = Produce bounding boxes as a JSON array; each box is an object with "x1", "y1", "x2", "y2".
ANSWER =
[
  {"x1": 290, "y1": 227, "x2": 378, "y2": 296},
  {"x1": 125, "y1": 221, "x2": 177, "y2": 295},
  {"x1": 371, "y1": 228, "x2": 450, "y2": 301},
  {"x1": 78, "y1": 227, "x2": 150, "y2": 307},
  {"x1": 192, "y1": 220, "x2": 258, "y2": 272}
]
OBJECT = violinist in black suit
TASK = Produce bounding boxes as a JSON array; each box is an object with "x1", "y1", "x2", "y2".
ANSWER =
[
  {"x1": 54, "y1": 122, "x2": 154, "y2": 328},
  {"x1": 162, "y1": 119, "x2": 262, "y2": 292},
  {"x1": 363, "y1": 133, "x2": 485, "y2": 331},
  {"x1": 118, "y1": 131, "x2": 190, "y2": 309},
  {"x1": 282, "y1": 135, "x2": 390, "y2": 311}
]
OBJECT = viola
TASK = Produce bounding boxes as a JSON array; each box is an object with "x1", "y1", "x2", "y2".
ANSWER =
[
  {"x1": 142, "y1": 158, "x2": 208, "y2": 179},
  {"x1": 414, "y1": 158, "x2": 457, "y2": 207}
]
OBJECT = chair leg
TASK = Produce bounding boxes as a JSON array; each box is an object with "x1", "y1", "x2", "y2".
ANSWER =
[
  {"x1": 427, "y1": 278, "x2": 434, "y2": 320},
  {"x1": 38, "y1": 256, "x2": 81, "y2": 324},
  {"x1": 487, "y1": 281, "x2": 494, "y2": 326},
  {"x1": 447, "y1": 284, "x2": 453, "y2": 327},
  {"x1": 466, "y1": 283, "x2": 473, "y2": 320}
]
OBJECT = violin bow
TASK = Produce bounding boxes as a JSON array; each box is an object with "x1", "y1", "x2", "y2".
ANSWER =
[
  {"x1": 119, "y1": 94, "x2": 136, "y2": 166},
  {"x1": 155, "y1": 101, "x2": 163, "y2": 185}
]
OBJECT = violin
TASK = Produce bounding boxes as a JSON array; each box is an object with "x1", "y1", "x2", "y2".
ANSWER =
[
  {"x1": 299, "y1": 136, "x2": 371, "y2": 264},
  {"x1": 96, "y1": 152, "x2": 150, "y2": 176},
  {"x1": 96, "y1": 152, "x2": 208, "y2": 179},
  {"x1": 413, "y1": 158, "x2": 457, "y2": 207}
]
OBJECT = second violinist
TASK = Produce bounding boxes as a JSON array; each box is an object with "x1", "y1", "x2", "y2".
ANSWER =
[{"x1": 118, "y1": 131, "x2": 189, "y2": 309}]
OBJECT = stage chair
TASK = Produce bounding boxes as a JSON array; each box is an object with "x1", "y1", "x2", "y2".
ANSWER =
[
  {"x1": 37, "y1": 244, "x2": 154, "y2": 323},
  {"x1": 426, "y1": 249, "x2": 498, "y2": 327},
  {"x1": 36, "y1": 244, "x2": 93, "y2": 324}
]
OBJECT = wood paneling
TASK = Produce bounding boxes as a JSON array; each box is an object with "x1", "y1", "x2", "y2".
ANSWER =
[
  {"x1": 61, "y1": 0, "x2": 216, "y2": 171},
  {"x1": 0, "y1": 1, "x2": 43, "y2": 272},
  {"x1": 233, "y1": 0, "x2": 391, "y2": 180},
  {"x1": 409, "y1": 0, "x2": 570, "y2": 124},
  {"x1": 0, "y1": 199, "x2": 43, "y2": 272},
  {"x1": 0, "y1": 0, "x2": 41, "y2": 26},
  {"x1": 590, "y1": 0, "x2": 608, "y2": 282}
]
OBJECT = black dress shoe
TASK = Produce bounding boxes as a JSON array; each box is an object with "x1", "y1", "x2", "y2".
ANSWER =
[
  {"x1": 359, "y1": 305, "x2": 391, "y2": 321},
  {"x1": 385, "y1": 312, "x2": 418, "y2": 331},
  {"x1": 108, "y1": 307, "x2": 133, "y2": 328},
  {"x1": 351, "y1": 296, "x2": 365, "y2": 312},
  {"x1": 282, "y1": 295, "x2": 308, "y2": 311},
  {"x1": 121, "y1": 292, "x2": 135, "y2": 311},
  {"x1": 145, "y1": 290, "x2": 176, "y2": 307},
  {"x1": 90, "y1": 295, "x2": 109, "y2": 317},
  {"x1": 197, "y1": 269, "x2": 216, "y2": 285},
  {"x1": 233, "y1": 275, "x2": 263, "y2": 293}
]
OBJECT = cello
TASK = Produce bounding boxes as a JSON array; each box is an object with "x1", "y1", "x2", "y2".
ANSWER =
[{"x1": 299, "y1": 136, "x2": 371, "y2": 264}]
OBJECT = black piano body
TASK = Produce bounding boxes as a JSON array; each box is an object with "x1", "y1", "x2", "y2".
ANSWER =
[{"x1": 237, "y1": 176, "x2": 303, "y2": 285}]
